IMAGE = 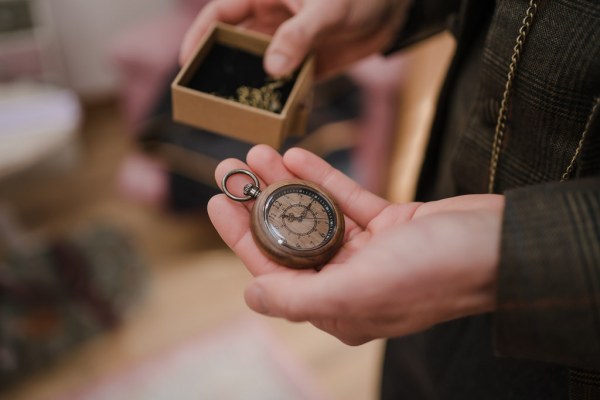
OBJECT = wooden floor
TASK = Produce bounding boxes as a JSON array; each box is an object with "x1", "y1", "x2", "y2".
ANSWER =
[{"x1": 0, "y1": 34, "x2": 454, "y2": 400}]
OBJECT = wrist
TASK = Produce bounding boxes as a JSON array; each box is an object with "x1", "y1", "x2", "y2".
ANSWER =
[{"x1": 461, "y1": 209, "x2": 502, "y2": 318}]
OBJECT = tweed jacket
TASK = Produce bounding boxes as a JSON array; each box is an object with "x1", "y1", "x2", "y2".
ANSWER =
[{"x1": 384, "y1": 0, "x2": 600, "y2": 398}]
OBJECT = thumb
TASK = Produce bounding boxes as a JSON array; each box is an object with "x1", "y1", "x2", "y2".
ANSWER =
[
  {"x1": 245, "y1": 271, "x2": 341, "y2": 321},
  {"x1": 265, "y1": 2, "x2": 341, "y2": 76}
]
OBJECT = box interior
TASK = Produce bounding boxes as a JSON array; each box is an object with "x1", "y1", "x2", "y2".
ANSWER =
[{"x1": 180, "y1": 38, "x2": 297, "y2": 114}]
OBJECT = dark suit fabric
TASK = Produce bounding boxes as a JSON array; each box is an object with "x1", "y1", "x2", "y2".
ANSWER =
[{"x1": 381, "y1": 0, "x2": 600, "y2": 398}]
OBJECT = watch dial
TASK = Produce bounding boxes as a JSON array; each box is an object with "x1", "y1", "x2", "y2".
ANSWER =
[{"x1": 264, "y1": 185, "x2": 337, "y2": 251}]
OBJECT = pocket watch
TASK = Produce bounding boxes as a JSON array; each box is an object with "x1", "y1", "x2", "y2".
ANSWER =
[{"x1": 222, "y1": 169, "x2": 345, "y2": 269}]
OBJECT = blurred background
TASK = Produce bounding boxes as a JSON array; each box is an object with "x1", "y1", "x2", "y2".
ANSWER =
[{"x1": 0, "y1": 0, "x2": 454, "y2": 399}]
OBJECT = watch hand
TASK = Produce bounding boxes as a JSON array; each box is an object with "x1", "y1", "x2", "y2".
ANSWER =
[
  {"x1": 282, "y1": 213, "x2": 300, "y2": 222},
  {"x1": 299, "y1": 200, "x2": 315, "y2": 222},
  {"x1": 282, "y1": 214, "x2": 328, "y2": 221}
]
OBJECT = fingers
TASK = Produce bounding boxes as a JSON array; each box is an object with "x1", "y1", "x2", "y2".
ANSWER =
[
  {"x1": 207, "y1": 195, "x2": 282, "y2": 276},
  {"x1": 244, "y1": 269, "x2": 337, "y2": 320},
  {"x1": 211, "y1": 145, "x2": 366, "y2": 273},
  {"x1": 180, "y1": 0, "x2": 252, "y2": 65},
  {"x1": 413, "y1": 194, "x2": 505, "y2": 219},
  {"x1": 264, "y1": 2, "x2": 342, "y2": 76},
  {"x1": 211, "y1": 145, "x2": 294, "y2": 276},
  {"x1": 244, "y1": 262, "x2": 377, "y2": 324},
  {"x1": 180, "y1": 0, "x2": 349, "y2": 77},
  {"x1": 207, "y1": 194, "x2": 251, "y2": 251},
  {"x1": 244, "y1": 146, "x2": 364, "y2": 235},
  {"x1": 283, "y1": 148, "x2": 390, "y2": 228},
  {"x1": 246, "y1": 144, "x2": 295, "y2": 183}
]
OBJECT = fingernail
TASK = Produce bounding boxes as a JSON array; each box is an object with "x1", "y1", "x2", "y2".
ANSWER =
[
  {"x1": 266, "y1": 52, "x2": 291, "y2": 76},
  {"x1": 246, "y1": 285, "x2": 269, "y2": 315}
]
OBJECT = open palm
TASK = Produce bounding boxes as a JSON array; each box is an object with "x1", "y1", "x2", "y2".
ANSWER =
[{"x1": 208, "y1": 145, "x2": 504, "y2": 344}]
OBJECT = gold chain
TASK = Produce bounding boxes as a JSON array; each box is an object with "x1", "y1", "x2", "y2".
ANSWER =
[
  {"x1": 212, "y1": 76, "x2": 290, "y2": 113},
  {"x1": 232, "y1": 76, "x2": 291, "y2": 113},
  {"x1": 488, "y1": 1, "x2": 600, "y2": 192},
  {"x1": 488, "y1": 0, "x2": 540, "y2": 193},
  {"x1": 561, "y1": 97, "x2": 600, "y2": 182},
  {"x1": 235, "y1": 78, "x2": 288, "y2": 113}
]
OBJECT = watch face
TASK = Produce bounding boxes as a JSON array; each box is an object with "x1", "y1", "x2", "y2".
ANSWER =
[{"x1": 263, "y1": 185, "x2": 337, "y2": 251}]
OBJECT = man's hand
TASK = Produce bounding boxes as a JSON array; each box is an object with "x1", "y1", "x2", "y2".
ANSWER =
[
  {"x1": 180, "y1": 0, "x2": 411, "y2": 78},
  {"x1": 208, "y1": 145, "x2": 504, "y2": 345}
]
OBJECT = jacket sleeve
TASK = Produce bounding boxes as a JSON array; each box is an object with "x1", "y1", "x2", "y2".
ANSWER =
[
  {"x1": 384, "y1": 0, "x2": 462, "y2": 54},
  {"x1": 494, "y1": 178, "x2": 600, "y2": 369}
]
